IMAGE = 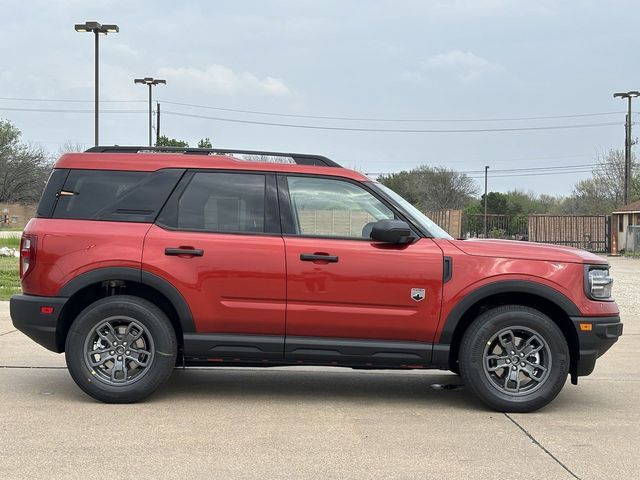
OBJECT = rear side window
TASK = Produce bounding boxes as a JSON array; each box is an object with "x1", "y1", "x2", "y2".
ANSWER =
[
  {"x1": 37, "y1": 169, "x2": 68, "y2": 218},
  {"x1": 51, "y1": 169, "x2": 183, "y2": 222},
  {"x1": 158, "y1": 172, "x2": 267, "y2": 233}
]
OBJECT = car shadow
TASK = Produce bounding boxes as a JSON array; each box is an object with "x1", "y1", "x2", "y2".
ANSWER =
[{"x1": 149, "y1": 367, "x2": 486, "y2": 411}]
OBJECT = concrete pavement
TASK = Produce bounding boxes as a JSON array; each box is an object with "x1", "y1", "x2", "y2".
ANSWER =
[{"x1": 1, "y1": 256, "x2": 638, "y2": 479}]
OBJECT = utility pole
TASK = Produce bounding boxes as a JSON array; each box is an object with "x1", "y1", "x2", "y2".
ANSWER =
[
  {"x1": 613, "y1": 91, "x2": 639, "y2": 206},
  {"x1": 134, "y1": 77, "x2": 166, "y2": 147},
  {"x1": 484, "y1": 165, "x2": 489, "y2": 238},
  {"x1": 156, "y1": 102, "x2": 161, "y2": 146}
]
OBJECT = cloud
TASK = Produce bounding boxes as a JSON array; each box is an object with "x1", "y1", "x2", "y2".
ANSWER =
[
  {"x1": 156, "y1": 64, "x2": 292, "y2": 96},
  {"x1": 423, "y1": 50, "x2": 502, "y2": 82}
]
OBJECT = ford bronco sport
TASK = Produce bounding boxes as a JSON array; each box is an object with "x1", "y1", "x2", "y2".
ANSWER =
[{"x1": 10, "y1": 146, "x2": 623, "y2": 411}]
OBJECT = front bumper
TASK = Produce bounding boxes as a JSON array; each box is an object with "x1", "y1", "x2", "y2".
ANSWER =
[
  {"x1": 10, "y1": 294, "x2": 68, "y2": 353},
  {"x1": 571, "y1": 315, "x2": 623, "y2": 378}
]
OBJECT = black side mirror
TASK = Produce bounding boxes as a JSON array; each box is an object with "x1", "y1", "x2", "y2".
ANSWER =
[{"x1": 370, "y1": 219, "x2": 415, "y2": 244}]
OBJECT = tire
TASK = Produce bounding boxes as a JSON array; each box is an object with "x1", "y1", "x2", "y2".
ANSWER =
[
  {"x1": 459, "y1": 305, "x2": 569, "y2": 413},
  {"x1": 65, "y1": 295, "x2": 177, "y2": 403}
]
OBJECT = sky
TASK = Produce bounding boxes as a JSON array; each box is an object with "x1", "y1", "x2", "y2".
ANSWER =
[{"x1": 1, "y1": 0, "x2": 639, "y2": 196}]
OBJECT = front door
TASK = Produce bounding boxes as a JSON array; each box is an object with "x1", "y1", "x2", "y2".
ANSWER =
[
  {"x1": 279, "y1": 175, "x2": 443, "y2": 366},
  {"x1": 142, "y1": 170, "x2": 286, "y2": 360}
]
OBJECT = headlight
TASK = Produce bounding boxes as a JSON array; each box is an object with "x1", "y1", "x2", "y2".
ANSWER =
[{"x1": 586, "y1": 267, "x2": 613, "y2": 300}]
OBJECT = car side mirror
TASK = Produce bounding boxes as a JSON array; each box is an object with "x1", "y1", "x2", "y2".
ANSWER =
[{"x1": 370, "y1": 219, "x2": 415, "y2": 244}]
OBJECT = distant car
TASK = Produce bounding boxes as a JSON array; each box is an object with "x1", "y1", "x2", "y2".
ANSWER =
[{"x1": 10, "y1": 146, "x2": 622, "y2": 411}]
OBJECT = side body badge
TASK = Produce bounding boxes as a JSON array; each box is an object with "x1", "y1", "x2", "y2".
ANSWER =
[{"x1": 411, "y1": 288, "x2": 425, "y2": 302}]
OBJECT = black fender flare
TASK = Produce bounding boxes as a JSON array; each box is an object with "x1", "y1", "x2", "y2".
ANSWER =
[
  {"x1": 438, "y1": 280, "x2": 581, "y2": 345},
  {"x1": 58, "y1": 267, "x2": 195, "y2": 332}
]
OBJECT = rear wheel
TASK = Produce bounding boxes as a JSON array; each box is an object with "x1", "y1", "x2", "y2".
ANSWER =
[
  {"x1": 459, "y1": 305, "x2": 569, "y2": 412},
  {"x1": 65, "y1": 296, "x2": 177, "y2": 403}
]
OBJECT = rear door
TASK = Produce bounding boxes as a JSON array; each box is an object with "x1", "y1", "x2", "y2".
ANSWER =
[
  {"x1": 142, "y1": 170, "x2": 286, "y2": 361},
  {"x1": 279, "y1": 175, "x2": 443, "y2": 366}
]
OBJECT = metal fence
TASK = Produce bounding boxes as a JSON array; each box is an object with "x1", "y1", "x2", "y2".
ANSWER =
[
  {"x1": 528, "y1": 215, "x2": 610, "y2": 253},
  {"x1": 461, "y1": 214, "x2": 528, "y2": 240},
  {"x1": 427, "y1": 209, "x2": 611, "y2": 253}
]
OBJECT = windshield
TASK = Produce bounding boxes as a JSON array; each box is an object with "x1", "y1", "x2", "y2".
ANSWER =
[{"x1": 371, "y1": 182, "x2": 453, "y2": 239}]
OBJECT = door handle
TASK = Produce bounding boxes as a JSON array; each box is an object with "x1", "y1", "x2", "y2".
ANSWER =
[
  {"x1": 165, "y1": 247, "x2": 204, "y2": 257},
  {"x1": 300, "y1": 253, "x2": 339, "y2": 263}
]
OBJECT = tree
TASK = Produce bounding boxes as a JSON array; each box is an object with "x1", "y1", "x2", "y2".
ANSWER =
[
  {"x1": 467, "y1": 190, "x2": 565, "y2": 216},
  {"x1": 379, "y1": 165, "x2": 478, "y2": 211},
  {"x1": 0, "y1": 120, "x2": 52, "y2": 203},
  {"x1": 58, "y1": 141, "x2": 86, "y2": 155},
  {"x1": 564, "y1": 149, "x2": 640, "y2": 214},
  {"x1": 197, "y1": 137, "x2": 212, "y2": 148},
  {"x1": 155, "y1": 135, "x2": 188, "y2": 147}
]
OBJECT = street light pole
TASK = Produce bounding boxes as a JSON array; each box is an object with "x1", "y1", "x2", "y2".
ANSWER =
[
  {"x1": 94, "y1": 31, "x2": 99, "y2": 146},
  {"x1": 484, "y1": 165, "x2": 489, "y2": 238},
  {"x1": 134, "y1": 78, "x2": 166, "y2": 146},
  {"x1": 613, "y1": 90, "x2": 640, "y2": 206},
  {"x1": 75, "y1": 21, "x2": 119, "y2": 146}
]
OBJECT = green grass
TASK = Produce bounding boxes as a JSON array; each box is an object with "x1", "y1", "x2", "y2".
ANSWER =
[
  {"x1": 0, "y1": 236, "x2": 21, "y2": 248},
  {"x1": 0, "y1": 256, "x2": 20, "y2": 301},
  {"x1": 0, "y1": 237, "x2": 21, "y2": 300}
]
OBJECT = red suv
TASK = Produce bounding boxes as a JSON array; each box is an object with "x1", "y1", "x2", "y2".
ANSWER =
[{"x1": 10, "y1": 146, "x2": 622, "y2": 411}]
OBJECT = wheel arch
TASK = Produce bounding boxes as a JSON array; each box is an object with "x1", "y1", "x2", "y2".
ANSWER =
[
  {"x1": 435, "y1": 281, "x2": 580, "y2": 377},
  {"x1": 56, "y1": 267, "x2": 194, "y2": 352}
]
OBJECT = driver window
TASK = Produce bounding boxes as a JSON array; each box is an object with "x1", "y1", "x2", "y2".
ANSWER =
[{"x1": 286, "y1": 176, "x2": 395, "y2": 238}]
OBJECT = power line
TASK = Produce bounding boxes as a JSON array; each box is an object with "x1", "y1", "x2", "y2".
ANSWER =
[
  {"x1": 460, "y1": 163, "x2": 599, "y2": 174},
  {"x1": 0, "y1": 95, "x2": 632, "y2": 123},
  {"x1": 369, "y1": 163, "x2": 609, "y2": 177},
  {"x1": 159, "y1": 99, "x2": 624, "y2": 123},
  {"x1": 0, "y1": 96, "x2": 144, "y2": 103},
  {"x1": 0, "y1": 106, "x2": 146, "y2": 114},
  {"x1": 467, "y1": 169, "x2": 596, "y2": 179},
  {"x1": 1, "y1": 103, "x2": 623, "y2": 131},
  {"x1": 162, "y1": 110, "x2": 621, "y2": 133}
]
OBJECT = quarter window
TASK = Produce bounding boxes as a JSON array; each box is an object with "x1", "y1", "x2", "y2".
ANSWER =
[{"x1": 286, "y1": 176, "x2": 395, "y2": 238}]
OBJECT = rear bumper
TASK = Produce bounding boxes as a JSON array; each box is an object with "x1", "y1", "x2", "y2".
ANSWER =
[
  {"x1": 10, "y1": 294, "x2": 68, "y2": 353},
  {"x1": 571, "y1": 315, "x2": 623, "y2": 377}
]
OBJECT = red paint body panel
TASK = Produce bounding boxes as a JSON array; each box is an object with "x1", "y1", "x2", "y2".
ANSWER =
[
  {"x1": 21, "y1": 218, "x2": 150, "y2": 296},
  {"x1": 55, "y1": 152, "x2": 369, "y2": 181},
  {"x1": 452, "y1": 238, "x2": 608, "y2": 264},
  {"x1": 432, "y1": 239, "x2": 619, "y2": 343},
  {"x1": 284, "y1": 237, "x2": 443, "y2": 342},
  {"x1": 141, "y1": 225, "x2": 286, "y2": 335}
]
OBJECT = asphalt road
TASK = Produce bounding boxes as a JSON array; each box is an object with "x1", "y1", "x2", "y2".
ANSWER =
[{"x1": 1, "y1": 256, "x2": 638, "y2": 480}]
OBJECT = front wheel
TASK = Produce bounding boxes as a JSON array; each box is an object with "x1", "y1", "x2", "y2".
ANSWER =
[
  {"x1": 65, "y1": 296, "x2": 177, "y2": 403},
  {"x1": 459, "y1": 305, "x2": 569, "y2": 412}
]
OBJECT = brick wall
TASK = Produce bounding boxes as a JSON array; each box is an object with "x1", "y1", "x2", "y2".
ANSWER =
[{"x1": 0, "y1": 203, "x2": 37, "y2": 230}]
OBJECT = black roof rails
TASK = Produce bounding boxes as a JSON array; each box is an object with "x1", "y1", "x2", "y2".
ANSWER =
[{"x1": 84, "y1": 146, "x2": 341, "y2": 167}]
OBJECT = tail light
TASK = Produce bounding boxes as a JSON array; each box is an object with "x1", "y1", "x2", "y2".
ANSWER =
[{"x1": 20, "y1": 235, "x2": 37, "y2": 279}]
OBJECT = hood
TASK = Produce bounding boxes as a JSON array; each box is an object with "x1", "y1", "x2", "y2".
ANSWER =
[{"x1": 448, "y1": 238, "x2": 607, "y2": 264}]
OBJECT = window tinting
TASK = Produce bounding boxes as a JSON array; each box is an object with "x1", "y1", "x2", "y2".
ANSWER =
[
  {"x1": 37, "y1": 169, "x2": 68, "y2": 218},
  {"x1": 286, "y1": 176, "x2": 395, "y2": 238},
  {"x1": 173, "y1": 172, "x2": 266, "y2": 233},
  {"x1": 51, "y1": 169, "x2": 183, "y2": 222}
]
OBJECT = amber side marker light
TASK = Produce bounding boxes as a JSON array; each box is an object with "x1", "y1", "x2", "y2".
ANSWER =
[{"x1": 579, "y1": 323, "x2": 593, "y2": 331}]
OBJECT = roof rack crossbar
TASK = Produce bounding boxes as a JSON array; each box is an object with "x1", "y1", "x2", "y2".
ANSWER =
[{"x1": 84, "y1": 146, "x2": 341, "y2": 167}]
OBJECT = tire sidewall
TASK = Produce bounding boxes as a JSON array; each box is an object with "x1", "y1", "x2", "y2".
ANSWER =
[
  {"x1": 461, "y1": 307, "x2": 569, "y2": 412},
  {"x1": 65, "y1": 296, "x2": 176, "y2": 403}
]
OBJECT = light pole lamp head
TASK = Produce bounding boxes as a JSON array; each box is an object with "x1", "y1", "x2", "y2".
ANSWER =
[
  {"x1": 75, "y1": 21, "x2": 119, "y2": 34},
  {"x1": 101, "y1": 24, "x2": 119, "y2": 34},
  {"x1": 134, "y1": 78, "x2": 166, "y2": 86},
  {"x1": 614, "y1": 91, "x2": 640, "y2": 99}
]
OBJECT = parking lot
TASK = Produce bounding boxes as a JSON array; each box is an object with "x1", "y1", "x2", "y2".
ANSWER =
[{"x1": 1, "y1": 256, "x2": 638, "y2": 480}]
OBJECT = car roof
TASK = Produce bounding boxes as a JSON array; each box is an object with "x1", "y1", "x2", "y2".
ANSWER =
[{"x1": 55, "y1": 152, "x2": 370, "y2": 182}]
